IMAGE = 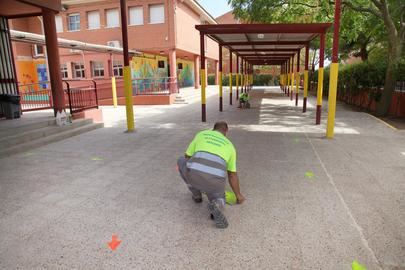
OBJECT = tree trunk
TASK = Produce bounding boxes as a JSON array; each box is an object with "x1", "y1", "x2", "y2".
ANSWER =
[
  {"x1": 376, "y1": 38, "x2": 402, "y2": 116},
  {"x1": 359, "y1": 44, "x2": 368, "y2": 61}
]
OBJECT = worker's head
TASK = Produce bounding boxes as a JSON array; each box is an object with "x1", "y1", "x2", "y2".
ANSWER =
[{"x1": 213, "y1": 121, "x2": 229, "y2": 136}]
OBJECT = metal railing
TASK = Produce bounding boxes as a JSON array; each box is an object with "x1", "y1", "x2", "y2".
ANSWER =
[
  {"x1": 133, "y1": 77, "x2": 178, "y2": 95},
  {"x1": 18, "y1": 80, "x2": 98, "y2": 115},
  {"x1": 63, "y1": 79, "x2": 98, "y2": 114},
  {"x1": 19, "y1": 81, "x2": 53, "y2": 112}
]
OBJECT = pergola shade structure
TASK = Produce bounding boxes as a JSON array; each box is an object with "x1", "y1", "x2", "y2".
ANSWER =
[{"x1": 195, "y1": 23, "x2": 331, "y2": 124}]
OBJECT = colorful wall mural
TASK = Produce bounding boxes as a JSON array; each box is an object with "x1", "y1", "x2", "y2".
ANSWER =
[
  {"x1": 177, "y1": 59, "x2": 194, "y2": 87},
  {"x1": 130, "y1": 54, "x2": 169, "y2": 93},
  {"x1": 130, "y1": 54, "x2": 168, "y2": 79},
  {"x1": 15, "y1": 54, "x2": 193, "y2": 96},
  {"x1": 15, "y1": 59, "x2": 47, "y2": 91}
]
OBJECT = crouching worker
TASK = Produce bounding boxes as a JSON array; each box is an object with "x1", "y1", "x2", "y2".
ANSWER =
[
  {"x1": 238, "y1": 92, "x2": 250, "y2": 109},
  {"x1": 177, "y1": 121, "x2": 245, "y2": 229}
]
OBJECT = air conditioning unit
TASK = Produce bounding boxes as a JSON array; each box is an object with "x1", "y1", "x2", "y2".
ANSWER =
[{"x1": 107, "y1": 40, "x2": 121, "y2": 48}]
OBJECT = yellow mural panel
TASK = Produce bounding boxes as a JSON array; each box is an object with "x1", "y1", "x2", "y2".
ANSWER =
[{"x1": 16, "y1": 59, "x2": 46, "y2": 90}]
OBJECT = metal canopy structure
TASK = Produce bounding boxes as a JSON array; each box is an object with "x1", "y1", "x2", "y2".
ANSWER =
[
  {"x1": 195, "y1": 22, "x2": 332, "y2": 126},
  {"x1": 196, "y1": 23, "x2": 330, "y2": 54}
]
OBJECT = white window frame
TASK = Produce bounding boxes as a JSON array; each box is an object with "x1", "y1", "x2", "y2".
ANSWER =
[
  {"x1": 72, "y1": 62, "x2": 85, "y2": 78},
  {"x1": 55, "y1": 15, "x2": 63, "y2": 33},
  {"x1": 106, "y1": 9, "x2": 120, "y2": 28},
  {"x1": 61, "y1": 63, "x2": 68, "y2": 79},
  {"x1": 34, "y1": 44, "x2": 44, "y2": 57},
  {"x1": 91, "y1": 61, "x2": 104, "y2": 78},
  {"x1": 149, "y1": 4, "x2": 164, "y2": 24},
  {"x1": 68, "y1": 13, "x2": 80, "y2": 31},
  {"x1": 129, "y1": 6, "x2": 143, "y2": 26},
  {"x1": 87, "y1": 10, "x2": 100, "y2": 30},
  {"x1": 112, "y1": 60, "x2": 123, "y2": 77}
]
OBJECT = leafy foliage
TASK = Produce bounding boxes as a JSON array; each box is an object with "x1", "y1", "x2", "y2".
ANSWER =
[{"x1": 228, "y1": 0, "x2": 405, "y2": 115}]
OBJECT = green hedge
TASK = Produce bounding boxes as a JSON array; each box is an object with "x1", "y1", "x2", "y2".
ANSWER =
[
  {"x1": 207, "y1": 74, "x2": 280, "y2": 86},
  {"x1": 313, "y1": 60, "x2": 405, "y2": 97},
  {"x1": 312, "y1": 60, "x2": 405, "y2": 110}
]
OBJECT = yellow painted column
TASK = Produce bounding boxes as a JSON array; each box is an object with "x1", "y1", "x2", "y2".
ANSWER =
[
  {"x1": 303, "y1": 70, "x2": 309, "y2": 112},
  {"x1": 304, "y1": 71, "x2": 308, "y2": 98},
  {"x1": 219, "y1": 71, "x2": 223, "y2": 111},
  {"x1": 201, "y1": 68, "x2": 206, "y2": 107},
  {"x1": 201, "y1": 68, "x2": 207, "y2": 121},
  {"x1": 111, "y1": 76, "x2": 118, "y2": 108},
  {"x1": 317, "y1": 68, "x2": 324, "y2": 106},
  {"x1": 236, "y1": 72, "x2": 239, "y2": 99},
  {"x1": 326, "y1": 63, "x2": 339, "y2": 138},
  {"x1": 219, "y1": 71, "x2": 223, "y2": 98},
  {"x1": 229, "y1": 72, "x2": 233, "y2": 104},
  {"x1": 123, "y1": 66, "x2": 134, "y2": 131},
  {"x1": 316, "y1": 67, "x2": 324, "y2": 124},
  {"x1": 290, "y1": 70, "x2": 294, "y2": 100},
  {"x1": 240, "y1": 72, "x2": 243, "y2": 91}
]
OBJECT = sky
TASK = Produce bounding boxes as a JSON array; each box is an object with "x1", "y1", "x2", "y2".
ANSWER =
[{"x1": 197, "y1": 0, "x2": 232, "y2": 18}]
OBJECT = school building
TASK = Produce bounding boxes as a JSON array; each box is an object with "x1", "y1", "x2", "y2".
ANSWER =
[{"x1": 8, "y1": 0, "x2": 221, "y2": 106}]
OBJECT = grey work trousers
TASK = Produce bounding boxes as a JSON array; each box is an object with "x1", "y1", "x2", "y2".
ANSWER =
[{"x1": 177, "y1": 155, "x2": 226, "y2": 205}]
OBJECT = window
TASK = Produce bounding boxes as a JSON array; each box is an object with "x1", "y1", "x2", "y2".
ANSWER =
[
  {"x1": 61, "y1": 63, "x2": 68, "y2": 79},
  {"x1": 149, "y1": 4, "x2": 164, "y2": 24},
  {"x1": 106, "y1": 9, "x2": 119, "y2": 28},
  {"x1": 112, "y1": 61, "x2": 123, "y2": 77},
  {"x1": 55, "y1": 15, "x2": 63, "y2": 32},
  {"x1": 129, "y1": 6, "x2": 143, "y2": 25},
  {"x1": 177, "y1": 63, "x2": 183, "y2": 70},
  {"x1": 68, "y1": 13, "x2": 80, "y2": 31},
  {"x1": 92, "y1": 61, "x2": 104, "y2": 77},
  {"x1": 34, "y1": 44, "x2": 44, "y2": 56},
  {"x1": 72, "y1": 62, "x2": 85, "y2": 78},
  {"x1": 158, "y1": 60, "x2": 165, "y2": 69},
  {"x1": 87, "y1": 11, "x2": 100, "y2": 29}
]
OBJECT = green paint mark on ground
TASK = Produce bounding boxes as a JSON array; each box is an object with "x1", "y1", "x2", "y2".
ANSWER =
[
  {"x1": 294, "y1": 138, "x2": 300, "y2": 143},
  {"x1": 352, "y1": 261, "x2": 367, "y2": 270},
  {"x1": 23, "y1": 152, "x2": 34, "y2": 157},
  {"x1": 305, "y1": 171, "x2": 314, "y2": 179},
  {"x1": 91, "y1": 157, "x2": 103, "y2": 161}
]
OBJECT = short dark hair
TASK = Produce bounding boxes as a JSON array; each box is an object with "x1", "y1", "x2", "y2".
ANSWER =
[{"x1": 213, "y1": 121, "x2": 228, "y2": 132}]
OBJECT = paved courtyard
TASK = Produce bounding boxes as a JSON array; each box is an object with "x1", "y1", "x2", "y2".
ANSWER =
[{"x1": 0, "y1": 86, "x2": 404, "y2": 269}]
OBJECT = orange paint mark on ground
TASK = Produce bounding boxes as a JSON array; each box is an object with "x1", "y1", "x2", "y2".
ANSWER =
[{"x1": 108, "y1": 234, "x2": 121, "y2": 251}]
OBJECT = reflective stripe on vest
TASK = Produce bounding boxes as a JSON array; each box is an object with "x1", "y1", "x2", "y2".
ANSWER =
[
  {"x1": 193, "y1": 151, "x2": 226, "y2": 167},
  {"x1": 186, "y1": 162, "x2": 227, "y2": 178}
]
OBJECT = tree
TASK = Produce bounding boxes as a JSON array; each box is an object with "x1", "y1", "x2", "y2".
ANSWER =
[
  {"x1": 343, "y1": 0, "x2": 404, "y2": 116},
  {"x1": 228, "y1": 0, "x2": 404, "y2": 116}
]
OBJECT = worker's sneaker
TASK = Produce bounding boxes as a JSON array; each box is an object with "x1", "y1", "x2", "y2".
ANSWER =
[
  {"x1": 192, "y1": 195, "x2": 203, "y2": 203},
  {"x1": 207, "y1": 201, "x2": 228, "y2": 229}
]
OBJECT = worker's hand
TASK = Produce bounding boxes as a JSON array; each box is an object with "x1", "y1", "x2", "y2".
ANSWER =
[{"x1": 236, "y1": 193, "x2": 246, "y2": 204}]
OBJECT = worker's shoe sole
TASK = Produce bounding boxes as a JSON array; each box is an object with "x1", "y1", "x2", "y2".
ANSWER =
[{"x1": 207, "y1": 202, "x2": 228, "y2": 229}]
